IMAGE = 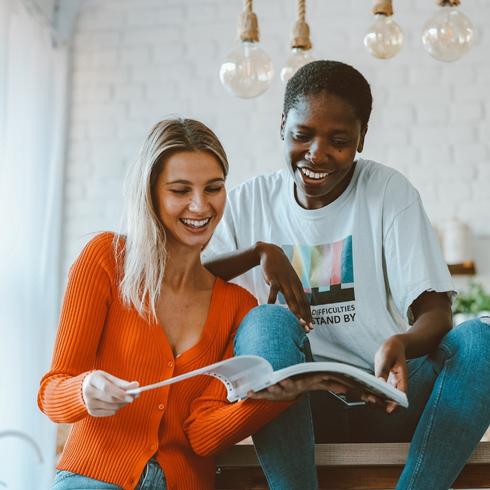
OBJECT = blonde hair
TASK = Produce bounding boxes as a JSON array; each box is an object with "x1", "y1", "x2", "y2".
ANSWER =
[{"x1": 118, "y1": 118, "x2": 229, "y2": 319}]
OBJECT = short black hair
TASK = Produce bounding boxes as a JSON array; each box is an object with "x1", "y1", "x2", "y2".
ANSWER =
[{"x1": 283, "y1": 60, "x2": 373, "y2": 129}]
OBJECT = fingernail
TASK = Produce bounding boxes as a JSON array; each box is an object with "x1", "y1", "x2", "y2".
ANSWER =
[{"x1": 125, "y1": 396, "x2": 134, "y2": 403}]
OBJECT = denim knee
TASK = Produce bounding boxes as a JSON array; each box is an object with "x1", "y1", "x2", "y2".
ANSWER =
[
  {"x1": 443, "y1": 318, "x2": 490, "y2": 364},
  {"x1": 234, "y1": 304, "x2": 308, "y2": 369}
]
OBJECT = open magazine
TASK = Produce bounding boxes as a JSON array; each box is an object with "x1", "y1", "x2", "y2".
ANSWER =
[{"x1": 127, "y1": 355, "x2": 408, "y2": 408}]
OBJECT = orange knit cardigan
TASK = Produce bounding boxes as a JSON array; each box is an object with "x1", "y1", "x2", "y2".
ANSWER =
[{"x1": 38, "y1": 233, "x2": 290, "y2": 490}]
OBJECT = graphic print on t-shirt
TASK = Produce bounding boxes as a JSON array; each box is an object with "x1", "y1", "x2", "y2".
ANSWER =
[{"x1": 278, "y1": 236, "x2": 356, "y2": 327}]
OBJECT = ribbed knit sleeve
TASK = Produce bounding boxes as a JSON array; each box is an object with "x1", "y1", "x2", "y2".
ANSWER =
[
  {"x1": 38, "y1": 233, "x2": 115, "y2": 423},
  {"x1": 185, "y1": 380, "x2": 291, "y2": 457},
  {"x1": 184, "y1": 292, "x2": 292, "y2": 457}
]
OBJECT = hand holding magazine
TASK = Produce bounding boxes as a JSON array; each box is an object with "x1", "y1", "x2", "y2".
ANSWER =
[{"x1": 127, "y1": 355, "x2": 408, "y2": 408}]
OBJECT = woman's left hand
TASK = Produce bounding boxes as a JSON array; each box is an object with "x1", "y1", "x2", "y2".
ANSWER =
[
  {"x1": 374, "y1": 335, "x2": 408, "y2": 414},
  {"x1": 247, "y1": 373, "x2": 350, "y2": 402}
]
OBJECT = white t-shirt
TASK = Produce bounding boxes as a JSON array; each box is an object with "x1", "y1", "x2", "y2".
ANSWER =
[{"x1": 204, "y1": 159, "x2": 455, "y2": 371}]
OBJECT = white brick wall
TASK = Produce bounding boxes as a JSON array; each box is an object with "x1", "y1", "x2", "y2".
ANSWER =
[{"x1": 63, "y1": 0, "x2": 490, "y2": 289}]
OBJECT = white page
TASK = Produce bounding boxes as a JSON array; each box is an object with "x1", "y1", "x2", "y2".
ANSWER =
[
  {"x1": 127, "y1": 356, "x2": 408, "y2": 407},
  {"x1": 266, "y1": 362, "x2": 408, "y2": 407},
  {"x1": 127, "y1": 355, "x2": 273, "y2": 402}
]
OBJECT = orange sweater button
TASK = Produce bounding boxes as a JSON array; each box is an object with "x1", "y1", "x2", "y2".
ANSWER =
[
  {"x1": 167, "y1": 361, "x2": 174, "y2": 368},
  {"x1": 158, "y1": 404, "x2": 165, "y2": 410}
]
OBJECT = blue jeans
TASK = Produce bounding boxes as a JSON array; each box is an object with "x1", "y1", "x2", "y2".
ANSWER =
[
  {"x1": 234, "y1": 305, "x2": 317, "y2": 490},
  {"x1": 52, "y1": 458, "x2": 166, "y2": 489},
  {"x1": 234, "y1": 305, "x2": 490, "y2": 490}
]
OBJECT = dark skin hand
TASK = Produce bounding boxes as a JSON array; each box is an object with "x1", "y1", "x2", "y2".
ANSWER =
[
  {"x1": 257, "y1": 242, "x2": 314, "y2": 331},
  {"x1": 374, "y1": 290, "x2": 452, "y2": 413},
  {"x1": 204, "y1": 241, "x2": 314, "y2": 329}
]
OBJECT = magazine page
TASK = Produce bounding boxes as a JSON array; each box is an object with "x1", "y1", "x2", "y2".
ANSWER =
[
  {"x1": 267, "y1": 362, "x2": 408, "y2": 407},
  {"x1": 127, "y1": 356, "x2": 408, "y2": 407},
  {"x1": 128, "y1": 355, "x2": 272, "y2": 402}
]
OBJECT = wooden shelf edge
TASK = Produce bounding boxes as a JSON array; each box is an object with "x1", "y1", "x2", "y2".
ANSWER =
[
  {"x1": 216, "y1": 441, "x2": 490, "y2": 467},
  {"x1": 448, "y1": 261, "x2": 476, "y2": 276}
]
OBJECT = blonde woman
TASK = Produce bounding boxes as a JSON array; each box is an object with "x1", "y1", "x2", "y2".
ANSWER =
[{"x1": 38, "y1": 119, "x2": 341, "y2": 490}]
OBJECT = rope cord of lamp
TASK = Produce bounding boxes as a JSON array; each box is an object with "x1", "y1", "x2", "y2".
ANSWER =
[{"x1": 280, "y1": 0, "x2": 315, "y2": 83}]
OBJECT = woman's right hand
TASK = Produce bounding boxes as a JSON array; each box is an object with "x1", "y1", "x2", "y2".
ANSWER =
[
  {"x1": 256, "y1": 242, "x2": 313, "y2": 331},
  {"x1": 82, "y1": 370, "x2": 139, "y2": 417}
]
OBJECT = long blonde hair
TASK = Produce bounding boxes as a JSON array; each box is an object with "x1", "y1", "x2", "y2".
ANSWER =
[{"x1": 118, "y1": 118, "x2": 229, "y2": 319}]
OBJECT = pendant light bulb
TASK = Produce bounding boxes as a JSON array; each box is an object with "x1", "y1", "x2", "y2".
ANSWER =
[
  {"x1": 364, "y1": 11, "x2": 403, "y2": 60},
  {"x1": 219, "y1": 41, "x2": 274, "y2": 99},
  {"x1": 280, "y1": 47, "x2": 315, "y2": 83},
  {"x1": 219, "y1": 1, "x2": 273, "y2": 98},
  {"x1": 422, "y1": 4, "x2": 475, "y2": 62}
]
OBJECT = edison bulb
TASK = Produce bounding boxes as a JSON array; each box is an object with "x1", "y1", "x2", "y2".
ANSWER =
[
  {"x1": 280, "y1": 47, "x2": 315, "y2": 83},
  {"x1": 422, "y1": 6, "x2": 474, "y2": 62},
  {"x1": 364, "y1": 14, "x2": 403, "y2": 59},
  {"x1": 219, "y1": 41, "x2": 274, "y2": 98}
]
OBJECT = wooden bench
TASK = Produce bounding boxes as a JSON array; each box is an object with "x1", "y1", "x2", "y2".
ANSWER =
[{"x1": 215, "y1": 441, "x2": 490, "y2": 489}]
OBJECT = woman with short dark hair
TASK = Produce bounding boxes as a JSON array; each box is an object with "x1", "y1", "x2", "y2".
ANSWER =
[{"x1": 205, "y1": 60, "x2": 490, "y2": 490}]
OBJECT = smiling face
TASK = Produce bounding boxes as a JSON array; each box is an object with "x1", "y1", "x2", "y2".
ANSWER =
[
  {"x1": 281, "y1": 91, "x2": 367, "y2": 210},
  {"x1": 154, "y1": 150, "x2": 226, "y2": 250}
]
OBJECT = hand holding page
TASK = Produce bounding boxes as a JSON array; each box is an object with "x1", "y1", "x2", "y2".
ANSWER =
[{"x1": 126, "y1": 355, "x2": 408, "y2": 408}]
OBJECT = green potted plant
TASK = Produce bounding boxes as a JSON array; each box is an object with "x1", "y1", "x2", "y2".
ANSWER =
[{"x1": 453, "y1": 281, "x2": 490, "y2": 326}]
